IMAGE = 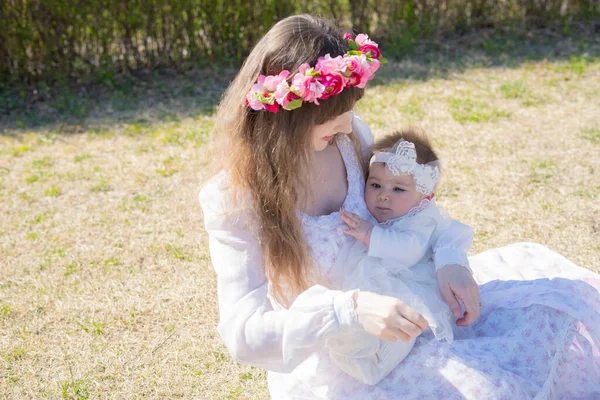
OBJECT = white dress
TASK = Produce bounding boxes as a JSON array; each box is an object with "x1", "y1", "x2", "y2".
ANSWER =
[
  {"x1": 327, "y1": 199, "x2": 469, "y2": 385},
  {"x1": 199, "y1": 116, "x2": 600, "y2": 400}
]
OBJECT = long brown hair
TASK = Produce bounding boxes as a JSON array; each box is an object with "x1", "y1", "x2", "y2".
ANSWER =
[{"x1": 213, "y1": 15, "x2": 364, "y2": 306}]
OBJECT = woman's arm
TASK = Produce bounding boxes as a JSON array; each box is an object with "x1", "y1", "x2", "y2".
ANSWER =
[
  {"x1": 200, "y1": 174, "x2": 358, "y2": 372},
  {"x1": 433, "y1": 220, "x2": 481, "y2": 325}
]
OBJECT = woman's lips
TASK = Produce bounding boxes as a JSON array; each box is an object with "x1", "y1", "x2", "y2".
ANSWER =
[{"x1": 323, "y1": 135, "x2": 334, "y2": 141}]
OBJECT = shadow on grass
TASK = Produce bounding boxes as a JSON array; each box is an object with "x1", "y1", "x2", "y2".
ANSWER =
[{"x1": 1, "y1": 29, "x2": 599, "y2": 136}]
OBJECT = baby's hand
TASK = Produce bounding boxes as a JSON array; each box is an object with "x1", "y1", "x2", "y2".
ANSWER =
[{"x1": 341, "y1": 210, "x2": 374, "y2": 247}]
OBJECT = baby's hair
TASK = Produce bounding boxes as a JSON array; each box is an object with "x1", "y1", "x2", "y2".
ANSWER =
[{"x1": 371, "y1": 127, "x2": 439, "y2": 165}]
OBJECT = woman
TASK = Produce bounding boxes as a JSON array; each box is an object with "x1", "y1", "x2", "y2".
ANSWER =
[{"x1": 200, "y1": 14, "x2": 600, "y2": 399}]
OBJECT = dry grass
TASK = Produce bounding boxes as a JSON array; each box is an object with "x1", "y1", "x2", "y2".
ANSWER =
[{"x1": 1, "y1": 39, "x2": 599, "y2": 399}]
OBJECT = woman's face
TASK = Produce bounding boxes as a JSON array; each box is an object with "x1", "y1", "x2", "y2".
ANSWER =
[{"x1": 311, "y1": 111, "x2": 353, "y2": 152}]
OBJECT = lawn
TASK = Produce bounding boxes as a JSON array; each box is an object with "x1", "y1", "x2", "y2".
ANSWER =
[{"x1": 1, "y1": 32, "x2": 599, "y2": 399}]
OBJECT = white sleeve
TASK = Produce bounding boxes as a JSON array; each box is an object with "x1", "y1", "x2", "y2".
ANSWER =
[
  {"x1": 352, "y1": 112, "x2": 374, "y2": 165},
  {"x1": 199, "y1": 174, "x2": 359, "y2": 373},
  {"x1": 433, "y1": 220, "x2": 473, "y2": 273},
  {"x1": 367, "y1": 217, "x2": 437, "y2": 267}
]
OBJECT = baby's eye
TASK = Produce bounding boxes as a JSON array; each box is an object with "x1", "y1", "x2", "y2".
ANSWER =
[
  {"x1": 370, "y1": 183, "x2": 381, "y2": 189},
  {"x1": 393, "y1": 187, "x2": 405, "y2": 192}
]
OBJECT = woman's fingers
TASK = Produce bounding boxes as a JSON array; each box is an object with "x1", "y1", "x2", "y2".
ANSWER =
[
  {"x1": 379, "y1": 328, "x2": 411, "y2": 342},
  {"x1": 439, "y1": 283, "x2": 463, "y2": 318},
  {"x1": 393, "y1": 315, "x2": 423, "y2": 338},
  {"x1": 397, "y1": 304, "x2": 429, "y2": 331},
  {"x1": 455, "y1": 285, "x2": 481, "y2": 326}
]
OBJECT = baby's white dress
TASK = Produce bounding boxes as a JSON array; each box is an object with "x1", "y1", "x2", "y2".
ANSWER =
[
  {"x1": 200, "y1": 115, "x2": 600, "y2": 399},
  {"x1": 327, "y1": 199, "x2": 469, "y2": 385}
]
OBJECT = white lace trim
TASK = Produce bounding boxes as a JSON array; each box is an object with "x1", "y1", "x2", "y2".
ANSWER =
[{"x1": 378, "y1": 198, "x2": 442, "y2": 227}]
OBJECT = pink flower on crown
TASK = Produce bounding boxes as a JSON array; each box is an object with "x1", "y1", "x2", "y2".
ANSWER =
[
  {"x1": 354, "y1": 33, "x2": 381, "y2": 60},
  {"x1": 358, "y1": 43, "x2": 381, "y2": 60},
  {"x1": 346, "y1": 72, "x2": 361, "y2": 87},
  {"x1": 315, "y1": 54, "x2": 347, "y2": 75},
  {"x1": 263, "y1": 70, "x2": 290, "y2": 91},
  {"x1": 292, "y1": 64, "x2": 325, "y2": 104},
  {"x1": 343, "y1": 33, "x2": 354, "y2": 41},
  {"x1": 317, "y1": 73, "x2": 345, "y2": 100},
  {"x1": 356, "y1": 59, "x2": 380, "y2": 88},
  {"x1": 344, "y1": 54, "x2": 371, "y2": 87},
  {"x1": 246, "y1": 83, "x2": 279, "y2": 112},
  {"x1": 354, "y1": 33, "x2": 377, "y2": 46}
]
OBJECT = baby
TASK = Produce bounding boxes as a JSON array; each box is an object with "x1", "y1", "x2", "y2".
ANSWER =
[{"x1": 326, "y1": 128, "x2": 472, "y2": 385}]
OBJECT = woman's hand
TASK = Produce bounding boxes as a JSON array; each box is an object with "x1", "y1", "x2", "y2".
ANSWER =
[
  {"x1": 436, "y1": 264, "x2": 481, "y2": 326},
  {"x1": 354, "y1": 291, "x2": 429, "y2": 342}
]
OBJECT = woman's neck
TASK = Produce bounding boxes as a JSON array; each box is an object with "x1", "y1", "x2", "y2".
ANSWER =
[{"x1": 300, "y1": 143, "x2": 348, "y2": 217}]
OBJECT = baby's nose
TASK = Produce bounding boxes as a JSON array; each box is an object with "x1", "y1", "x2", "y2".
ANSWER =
[{"x1": 377, "y1": 193, "x2": 388, "y2": 201}]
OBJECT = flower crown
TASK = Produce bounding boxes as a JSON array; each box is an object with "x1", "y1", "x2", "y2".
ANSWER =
[{"x1": 245, "y1": 33, "x2": 386, "y2": 113}]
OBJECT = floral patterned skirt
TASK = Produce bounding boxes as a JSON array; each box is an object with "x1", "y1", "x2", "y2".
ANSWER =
[{"x1": 268, "y1": 243, "x2": 600, "y2": 400}]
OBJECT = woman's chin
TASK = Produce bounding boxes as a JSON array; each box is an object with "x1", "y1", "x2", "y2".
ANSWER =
[{"x1": 313, "y1": 142, "x2": 329, "y2": 152}]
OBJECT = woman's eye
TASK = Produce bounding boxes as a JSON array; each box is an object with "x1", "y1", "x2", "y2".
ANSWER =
[{"x1": 393, "y1": 187, "x2": 405, "y2": 192}]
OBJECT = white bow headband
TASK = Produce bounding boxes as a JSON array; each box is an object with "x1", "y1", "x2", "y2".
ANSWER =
[{"x1": 369, "y1": 139, "x2": 441, "y2": 195}]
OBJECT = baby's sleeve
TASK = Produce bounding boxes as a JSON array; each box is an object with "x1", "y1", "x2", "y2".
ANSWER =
[
  {"x1": 199, "y1": 173, "x2": 360, "y2": 372},
  {"x1": 432, "y1": 220, "x2": 473, "y2": 273},
  {"x1": 368, "y1": 216, "x2": 437, "y2": 268}
]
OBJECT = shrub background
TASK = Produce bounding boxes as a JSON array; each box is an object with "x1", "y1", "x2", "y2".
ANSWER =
[{"x1": 1, "y1": 0, "x2": 599, "y2": 83}]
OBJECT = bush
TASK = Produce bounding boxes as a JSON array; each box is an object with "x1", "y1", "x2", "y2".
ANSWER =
[{"x1": 0, "y1": 0, "x2": 598, "y2": 83}]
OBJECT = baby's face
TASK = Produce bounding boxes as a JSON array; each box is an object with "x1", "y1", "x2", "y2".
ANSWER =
[{"x1": 365, "y1": 163, "x2": 424, "y2": 223}]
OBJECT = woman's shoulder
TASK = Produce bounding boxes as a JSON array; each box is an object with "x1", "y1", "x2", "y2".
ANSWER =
[{"x1": 199, "y1": 171, "x2": 252, "y2": 222}]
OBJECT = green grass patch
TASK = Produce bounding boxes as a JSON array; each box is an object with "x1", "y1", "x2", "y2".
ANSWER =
[
  {"x1": 449, "y1": 98, "x2": 511, "y2": 123},
  {"x1": 123, "y1": 119, "x2": 153, "y2": 136},
  {"x1": 580, "y1": 126, "x2": 600, "y2": 143},
  {"x1": 574, "y1": 187, "x2": 600, "y2": 199},
  {"x1": 61, "y1": 379, "x2": 90, "y2": 400},
  {"x1": 25, "y1": 175, "x2": 40, "y2": 184},
  {"x1": 552, "y1": 55, "x2": 597, "y2": 76},
  {"x1": 32, "y1": 156, "x2": 53, "y2": 169},
  {"x1": 165, "y1": 243, "x2": 189, "y2": 261},
  {"x1": 73, "y1": 153, "x2": 92, "y2": 163},
  {"x1": 64, "y1": 262, "x2": 78, "y2": 276},
  {"x1": 44, "y1": 185, "x2": 62, "y2": 197},
  {"x1": 398, "y1": 97, "x2": 425, "y2": 120},
  {"x1": 11, "y1": 145, "x2": 32, "y2": 157},
  {"x1": 156, "y1": 156, "x2": 180, "y2": 177},
  {"x1": 528, "y1": 158, "x2": 559, "y2": 183},
  {"x1": 90, "y1": 178, "x2": 113, "y2": 193},
  {"x1": 1, "y1": 303, "x2": 10, "y2": 317},
  {"x1": 26, "y1": 232, "x2": 39, "y2": 240},
  {"x1": 498, "y1": 81, "x2": 529, "y2": 99}
]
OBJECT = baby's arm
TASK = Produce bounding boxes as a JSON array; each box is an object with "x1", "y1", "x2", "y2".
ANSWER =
[{"x1": 342, "y1": 210, "x2": 436, "y2": 267}]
